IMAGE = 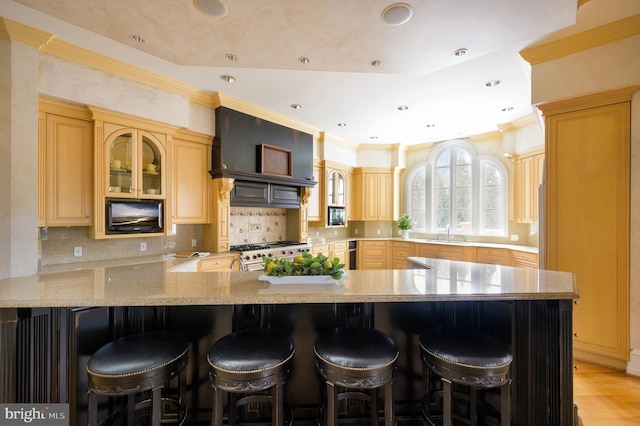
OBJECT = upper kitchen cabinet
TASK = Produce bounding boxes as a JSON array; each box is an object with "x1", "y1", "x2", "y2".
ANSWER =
[
  {"x1": 352, "y1": 168, "x2": 393, "y2": 221},
  {"x1": 38, "y1": 99, "x2": 93, "y2": 227},
  {"x1": 88, "y1": 107, "x2": 178, "y2": 239},
  {"x1": 103, "y1": 128, "x2": 165, "y2": 199},
  {"x1": 513, "y1": 149, "x2": 544, "y2": 223},
  {"x1": 325, "y1": 161, "x2": 350, "y2": 227},
  {"x1": 171, "y1": 129, "x2": 213, "y2": 224}
]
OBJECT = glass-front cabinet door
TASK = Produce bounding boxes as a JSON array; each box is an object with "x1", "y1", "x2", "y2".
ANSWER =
[
  {"x1": 105, "y1": 128, "x2": 165, "y2": 199},
  {"x1": 327, "y1": 170, "x2": 345, "y2": 206}
]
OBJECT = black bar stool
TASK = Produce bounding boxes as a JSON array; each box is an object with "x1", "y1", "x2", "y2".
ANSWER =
[
  {"x1": 207, "y1": 305, "x2": 295, "y2": 426},
  {"x1": 314, "y1": 326, "x2": 398, "y2": 426},
  {"x1": 419, "y1": 328, "x2": 512, "y2": 426},
  {"x1": 86, "y1": 330, "x2": 189, "y2": 426}
]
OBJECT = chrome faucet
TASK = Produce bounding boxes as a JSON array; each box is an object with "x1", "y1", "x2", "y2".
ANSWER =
[
  {"x1": 230, "y1": 257, "x2": 247, "y2": 272},
  {"x1": 445, "y1": 225, "x2": 451, "y2": 241}
]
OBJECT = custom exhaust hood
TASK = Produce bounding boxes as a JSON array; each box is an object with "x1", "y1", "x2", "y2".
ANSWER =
[{"x1": 209, "y1": 107, "x2": 316, "y2": 208}]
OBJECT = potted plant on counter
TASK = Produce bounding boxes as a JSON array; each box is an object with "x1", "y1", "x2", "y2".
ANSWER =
[{"x1": 397, "y1": 213, "x2": 413, "y2": 239}]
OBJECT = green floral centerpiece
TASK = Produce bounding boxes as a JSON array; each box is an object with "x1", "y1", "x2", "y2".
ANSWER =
[
  {"x1": 263, "y1": 252, "x2": 345, "y2": 280},
  {"x1": 396, "y1": 213, "x2": 412, "y2": 230}
]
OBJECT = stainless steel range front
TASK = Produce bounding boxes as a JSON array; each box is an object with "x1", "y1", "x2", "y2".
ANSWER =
[{"x1": 230, "y1": 241, "x2": 312, "y2": 271}]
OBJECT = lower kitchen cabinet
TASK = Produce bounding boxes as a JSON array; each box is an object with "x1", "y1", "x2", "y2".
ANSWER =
[
  {"x1": 417, "y1": 243, "x2": 470, "y2": 261},
  {"x1": 357, "y1": 240, "x2": 388, "y2": 270},
  {"x1": 330, "y1": 241, "x2": 348, "y2": 269},
  {"x1": 311, "y1": 244, "x2": 330, "y2": 256},
  {"x1": 475, "y1": 247, "x2": 505, "y2": 265},
  {"x1": 510, "y1": 250, "x2": 538, "y2": 268},
  {"x1": 198, "y1": 255, "x2": 239, "y2": 271},
  {"x1": 391, "y1": 241, "x2": 415, "y2": 269}
]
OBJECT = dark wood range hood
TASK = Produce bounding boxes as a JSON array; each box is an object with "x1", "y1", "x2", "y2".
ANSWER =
[{"x1": 209, "y1": 107, "x2": 316, "y2": 208}]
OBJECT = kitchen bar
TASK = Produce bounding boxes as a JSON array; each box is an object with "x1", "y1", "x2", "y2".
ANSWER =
[{"x1": 0, "y1": 256, "x2": 577, "y2": 425}]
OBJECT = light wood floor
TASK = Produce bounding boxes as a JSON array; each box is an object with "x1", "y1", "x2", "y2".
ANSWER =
[{"x1": 574, "y1": 360, "x2": 640, "y2": 425}]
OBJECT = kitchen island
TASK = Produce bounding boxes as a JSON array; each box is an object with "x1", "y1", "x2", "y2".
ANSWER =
[{"x1": 0, "y1": 256, "x2": 577, "y2": 425}]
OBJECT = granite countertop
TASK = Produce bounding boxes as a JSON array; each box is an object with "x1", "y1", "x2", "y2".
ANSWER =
[
  {"x1": 310, "y1": 237, "x2": 539, "y2": 253},
  {"x1": 0, "y1": 256, "x2": 576, "y2": 308}
]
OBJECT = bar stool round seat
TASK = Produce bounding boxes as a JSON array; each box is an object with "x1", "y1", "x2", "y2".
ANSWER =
[
  {"x1": 86, "y1": 330, "x2": 189, "y2": 426},
  {"x1": 314, "y1": 327, "x2": 399, "y2": 426},
  {"x1": 419, "y1": 328, "x2": 512, "y2": 426},
  {"x1": 207, "y1": 328, "x2": 295, "y2": 426}
]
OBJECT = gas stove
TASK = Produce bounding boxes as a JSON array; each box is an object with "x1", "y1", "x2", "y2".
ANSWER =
[{"x1": 230, "y1": 241, "x2": 311, "y2": 271}]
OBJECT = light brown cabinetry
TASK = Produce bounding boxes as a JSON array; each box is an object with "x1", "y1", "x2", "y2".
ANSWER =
[
  {"x1": 38, "y1": 102, "x2": 93, "y2": 227},
  {"x1": 475, "y1": 247, "x2": 505, "y2": 265},
  {"x1": 171, "y1": 130, "x2": 212, "y2": 224},
  {"x1": 352, "y1": 168, "x2": 393, "y2": 221},
  {"x1": 198, "y1": 255, "x2": 238, "y2": 271},
  {"x1": 540, "y1": 89, "x2": 632, "y2": 369},
  {"x1": 514, "y1": 149, "x2": 544, "y2": 223},
  {"x1": 330, "y1": 241, "x2": 348, "y2": 269},
  {"x1": 89, "y1": 108, "x2": 177, "y2": 239},
  {"x1": 391, "y1": 241, "x2": 415, "y2": 269},
  {"x1": 357, "y1": 240, "x2": 388, "y2": 269},
  {"x1": 510, "y1": 250, "x2": 538, "y2": 269},
  {"x1": 311, "y1": 244, "x2": 330, "y2": 256},
  {"x1": 417, "y1": 243, "x2": 470, "y2": 261}
]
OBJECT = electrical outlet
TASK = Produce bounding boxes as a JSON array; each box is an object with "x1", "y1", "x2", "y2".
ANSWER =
[
  {"x1": 73, "y1": 246, "x2": 82, "y2": 257},
  {"x1": 140, "y1": 242, "x2": 147, "y2": 251},
  {"x1": 376, "y1": 229, "x2": 381, "y2": 235},
  {"x1": 354, "y1": 229, "x2": 358, "y2": 235},
  {"x1": 334, "y1": 230, "x2": 337, "y2": 236},
  {"x1": 510, "y1": 234, "x2": 519, "y2": 242},
  {"x1": 192, "y1": 239, "x2": 197, "y2": 247}
]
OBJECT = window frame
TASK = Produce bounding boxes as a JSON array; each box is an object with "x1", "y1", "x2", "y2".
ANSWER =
[{"x1": 405, "y1": 140, "x2": 508, "y2": 237}]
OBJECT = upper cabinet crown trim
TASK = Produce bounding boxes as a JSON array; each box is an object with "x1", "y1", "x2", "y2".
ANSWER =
[{"x1": 520, "y1": 14, "x2": 640, "y2": 65}]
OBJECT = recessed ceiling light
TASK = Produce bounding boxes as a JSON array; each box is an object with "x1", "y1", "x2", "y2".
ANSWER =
[
  {"x1": 225, "y1": 53, "x2": 238, "y2": 62},
  {"x1": 194, "y1": 0, "x2": 229, "y2": 17},
  {"x1": 426, "y1": 124, "x2": 436, "y2": 128},
  {"x1": 370, "y1": 60, "x2": 382, "y2": 67},
  {"x1": 129, "y1": 34, "x2": 146, "y2": 43},
  {"x1": 298, "y1": 57, "x2": 310, "y2": 65},
  {"x1": 291, "y1": 104, "x2": 302, "y2": 110},
  {"x1": 397, "y1": 105, "x2": 408, "y2": 111},
  {"x1": 453, "y1": 48, "x2": 468, "y2": 57},
  {"x1": 370, "y1": 136, "x2": 378, "y2": 140},
  {"x1": 220, "y1": 74, "x2": 236, "y2": 83},
  {"x1": 485, "y1": 79, "x2": 501, "y2": 87},
  {"x1": 381, "y1": 3, "x2": 414, "y2": 26},
  {"x1": 501, "y1": 106, "x2": 514, "y2": 112},
  {"x1": 337, "y1": 123, "x2": 347, "y2": 127}
]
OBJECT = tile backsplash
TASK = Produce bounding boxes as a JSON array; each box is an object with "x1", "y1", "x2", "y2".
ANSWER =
[
  {"x1": 39, "y1": 225, "x2": 203, "y2": 266},
  {"x1": 230, "y1": 207, "x2": 287, "y2": 245}
]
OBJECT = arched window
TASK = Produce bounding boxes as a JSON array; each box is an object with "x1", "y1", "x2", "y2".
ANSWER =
[{"x1": 405, "y1": 140, "x2": 507, "y2": 236}]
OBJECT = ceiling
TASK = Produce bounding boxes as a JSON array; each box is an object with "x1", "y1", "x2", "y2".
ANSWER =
[{"x1": 1, "y1": 0, "x2": 627, "y2": 146}]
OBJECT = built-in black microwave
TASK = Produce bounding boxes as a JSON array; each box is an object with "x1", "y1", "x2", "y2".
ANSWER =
[{"x1": 328, "y1": 206, "x2": 345, "y2": 226}]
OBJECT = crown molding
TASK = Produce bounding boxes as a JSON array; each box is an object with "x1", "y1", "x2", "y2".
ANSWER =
[
  {"x1": 319, "y1": 132, "x2": 359, "y2": 150},
  {"x1": 41, "y1": 38, "x2": 203, "y2": 100},
  {"x1": 496, "y1": 113, "x2": 537, "y2": 133},
  {"x1": 470, "y1": 131, "x2": 503, "y2": 142},
  {"x1": 0, "y1": 17, "x2": 52, "y2": 47},
  {"x1": 536, "y1": 85, "x2": 640, "y2": 116},
  {"x1": 520, "y1": 14, "x2": 640, "y2": 65}
]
